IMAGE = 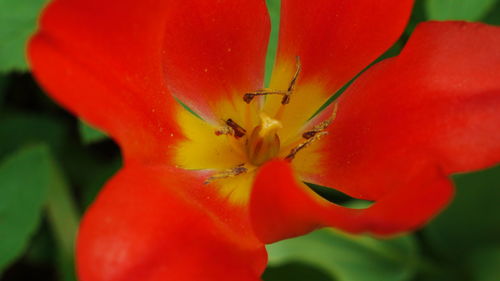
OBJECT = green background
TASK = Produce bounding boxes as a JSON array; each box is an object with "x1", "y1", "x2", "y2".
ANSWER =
[{"x1": 0, "y1": 0, "x2": 499, "y2": 280}]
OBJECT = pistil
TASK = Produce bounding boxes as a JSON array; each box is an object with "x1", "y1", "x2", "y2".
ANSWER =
[{"x1": 246, "y1": 113, "x2": 282, "y2": 165}]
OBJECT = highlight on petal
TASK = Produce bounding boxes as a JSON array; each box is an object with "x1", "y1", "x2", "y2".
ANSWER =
[
  {"x1": 263, "y1": 0, "x2": 414, "y2": 137},
  {"x1": 78, "y1": 165, "x2": 266, "y2": 281},
  {"x1": 251, "y1": 22, "x2": 500, "y2": 242}
]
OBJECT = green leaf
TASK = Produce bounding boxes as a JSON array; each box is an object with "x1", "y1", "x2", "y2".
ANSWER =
[
  {"x1": 267, "y1": 229, "x2": 419, "y2": 281},
  {"x1": 46, "y1": 157, "x2": 79, "y2": 281},
  {"x1": 80, "y1": 157, "x2": 120, "y2": 208},
  {"x1": 264, "y1": 0, "x2": 281, "y2": 86},
  {"x1": 175, "y1": 97, "x2": 203, "y2": 120},
  {"x1": 467, "y1": 247, "x2": 500, "y2": 281},
  {"x1": 0, "y1": 113, "x2": 68, "y2": 160},
  {"x1": 0, "y1": 145, "x2": 51, "y2": 274},
  {"x1": 405, "y1": 0, "x2": 427, "y2": 35},
  {"x1": 424, "y1": 165, "x2": 500, "y2": 262},
  {"x1": 78, "y1": 120, "x2": 108, "y2": 144},
  {"x1": 264, "y1": 262, "x2": 334, "y2": 281},
  {"x1": 24, "y1": 223, "x2": 57, "y2": 265},
  {"x1": 0, "y1": 74, "x2": 7, "y2": 107},
  {"x1": 306, "y1": 183, "x2": 373, "y2": 209},
  {"x1": 425, "y1": 0, "x2": 498, "y2": 21},
  {"x1": 0, "y1": 0, "x2": 48, "y2": 72},
  {"x1": 483, "y1": 2, "x2": 500, "y2": 25}
]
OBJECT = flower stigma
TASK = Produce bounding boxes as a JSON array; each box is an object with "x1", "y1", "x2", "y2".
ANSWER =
[{"x1": 246, "y1": 112, "x2": 282, "y2": 166}]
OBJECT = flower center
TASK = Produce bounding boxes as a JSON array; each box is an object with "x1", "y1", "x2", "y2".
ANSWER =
[
  {"x1": 173, "y1": 57, "x2": 336, "y2": 203},
  {"x1": 246, "y1": 113, "x2": 282, "y2": 166},
  {"x1": 204, "y1": 57, "x2": 335, "y2": 182}
]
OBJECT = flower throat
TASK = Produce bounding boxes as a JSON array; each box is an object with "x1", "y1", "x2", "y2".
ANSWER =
[{"x1": 206, "y1": 57, "x2": 335, "y2": 184}]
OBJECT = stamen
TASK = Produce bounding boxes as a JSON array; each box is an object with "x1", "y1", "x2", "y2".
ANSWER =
[
  {"x1": 281, "y1": 56, "x2": 302, "y2": 105},
  {"x1": 204, "y1": 164, "x2": 248, "y2": 184},
  {"x1": 243, "y1": 56, "x2": 302, "y2": 105},
  {"x1": 226, "y1": 119, "x2": 246, "y2": 138},
  {"x1": 214, "y1": 119, "x2": 246, "y2": 138},
  {"x1": 302, "y1": 103, "x2": 338, "y2": 139},
  {"x1": 243, "y1": 89, "x2": 287, "y2": 104},
  {"x1": 302, "y1": 120, "x2": 331, "y2": 139},
  {"x1": 214, "y1": 126, "x2": 233, "y2": 136},
  {"x1": 285, "y1": 131, "x2": 328, "y2": 161}
]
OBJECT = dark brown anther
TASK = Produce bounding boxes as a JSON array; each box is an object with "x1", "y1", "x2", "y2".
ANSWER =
[
  {"x1": 226, "y1": 119, "x2": 246, "y2": 138},
  {"x1": 301, "y1": 103, "x2": 338, "y2": 139},
  {"x1": 302, "y1": 131, "x2": 317, "y2": 139},
  {"x1": 204, "y1": 164, "x2": 248, "y2": 184},
  {"x1": 243, "y1": 57, "x2": 301, "y2": 106},
  {"x1": 280, "y1": 56, "x2": 301, "y2": 105},
  {"x1": 288, "y1": 57, "x2": 301, "y2": 92},
  {"x1": 243, "y1": 93, "x2": 255, "y2": 104},
  {"x1": 285, "y1": 131, "x2": 328, "y2": 162},
  {"x1": 214, "y1": 119, "x2": 246, "y2": 138},
  {"x1": 284, "y1": 153, "x2": 296, "y2": 162},
  {"x1": 232, "y1": 164, "x2": 248, "y2": 175},
  {"x1": 281, "y1": 94, "x2": 291, "y2": 105},
  {"x1": 302, "y1": 118, "x2": 333, "y2": 139},
  {"x1": 243, "y1": 90, "x2": 286, "y2": 104}
]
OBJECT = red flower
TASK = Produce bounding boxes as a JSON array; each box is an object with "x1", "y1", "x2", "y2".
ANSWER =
[{"x1": 29, "y1": 0, "x2": 500, "y2": 280}]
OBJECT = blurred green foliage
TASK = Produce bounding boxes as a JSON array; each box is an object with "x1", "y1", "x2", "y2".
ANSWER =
[
  {"x1": 0, "y1": 0, "x2": 48, "y2": 72},
  {"x1": 267, "y1": 230, "x2": 418, "y2": 281},
  {"x1": 0, "y1": 145, "x2": 50, "y2": 274},
  {"x1": 426, "y1": 0, "x2": 498, "y2": 21},
  {"x1": 426, "y1": 167, "x2": 500, "y2": 261},
  {"x1": 78, "y1": 121, "x2": 107, "y2": 145},
  {"x1": 265, "y1": 0, "x2": 281, "y2": 86},
  {"x1": 0, "y1": 0, "x2": 499, "y2": 281}
]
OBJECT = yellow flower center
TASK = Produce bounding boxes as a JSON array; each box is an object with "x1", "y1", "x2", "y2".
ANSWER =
[
  {"x1": 174, "y1": 58, "x2": 334, "y2": 204},
  {"x1": 247, "y1": 113, "x2": 282, "y2": 166}
]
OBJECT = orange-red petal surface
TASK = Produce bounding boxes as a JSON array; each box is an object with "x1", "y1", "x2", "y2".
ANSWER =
[
  {"x1": 264, "y1": 0, "x2": 414, "y2": 127},
  {"x1": 311, "y1": 22, "x2": 500, "y2": 199},
  {"x1": 31, "y1": 0, "x2": 500, "y2": 275},
  {"x1": 78, "y1": 165, "x2": 266, "y2": 281},
  {"x1": 29, "y1": 0, "x2": 181, "y2": 164},
  {"x1": 250, "y1": 160, "x2": 453, "y2": 243},
  {"x1": 251, "y1": 22, "x2": 500, "y2": 242},
  {"x1": 276, "y1": 0, "x2": 414, "y2": 90},
  {"x1": 29, "y1": 0, "x2": 270, "y2": 160},
  {"x1": 161, "y1": 0, "x2": 270, "y2": 121},
  {"x1": 250, "y1": 160, "x2": 361, "y2": 243}
]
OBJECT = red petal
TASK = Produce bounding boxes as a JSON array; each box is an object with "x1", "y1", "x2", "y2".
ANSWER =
[
  {"x1": 78, "y1": 165, "x2": 266, "y2": 281},
  {"x1": 29, "y1": 0, "x2": 181, "y2": 163},
  {"x1": 250, "y1": 160, "x2": 361, "y2": 243},
  {"x1": 250, "y1": 160, "x2": 453, "y2": 243},
  {"x1": 264, "y1": 0, "x2": 414, "y2": 125},
  {"x1": 161, "y1": 0, "x2": 270, "y2": 120},
  {"x1": 251, "y1": 22, "x2": 500, "y2": 242},
  {"x1": 309, "y1": 22, "x2": 500, "y2": 200}
]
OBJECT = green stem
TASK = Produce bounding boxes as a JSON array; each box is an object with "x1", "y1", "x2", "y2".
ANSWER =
[{"x1": 46, "y1": 159, "x2": 80, "y2": 281}]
